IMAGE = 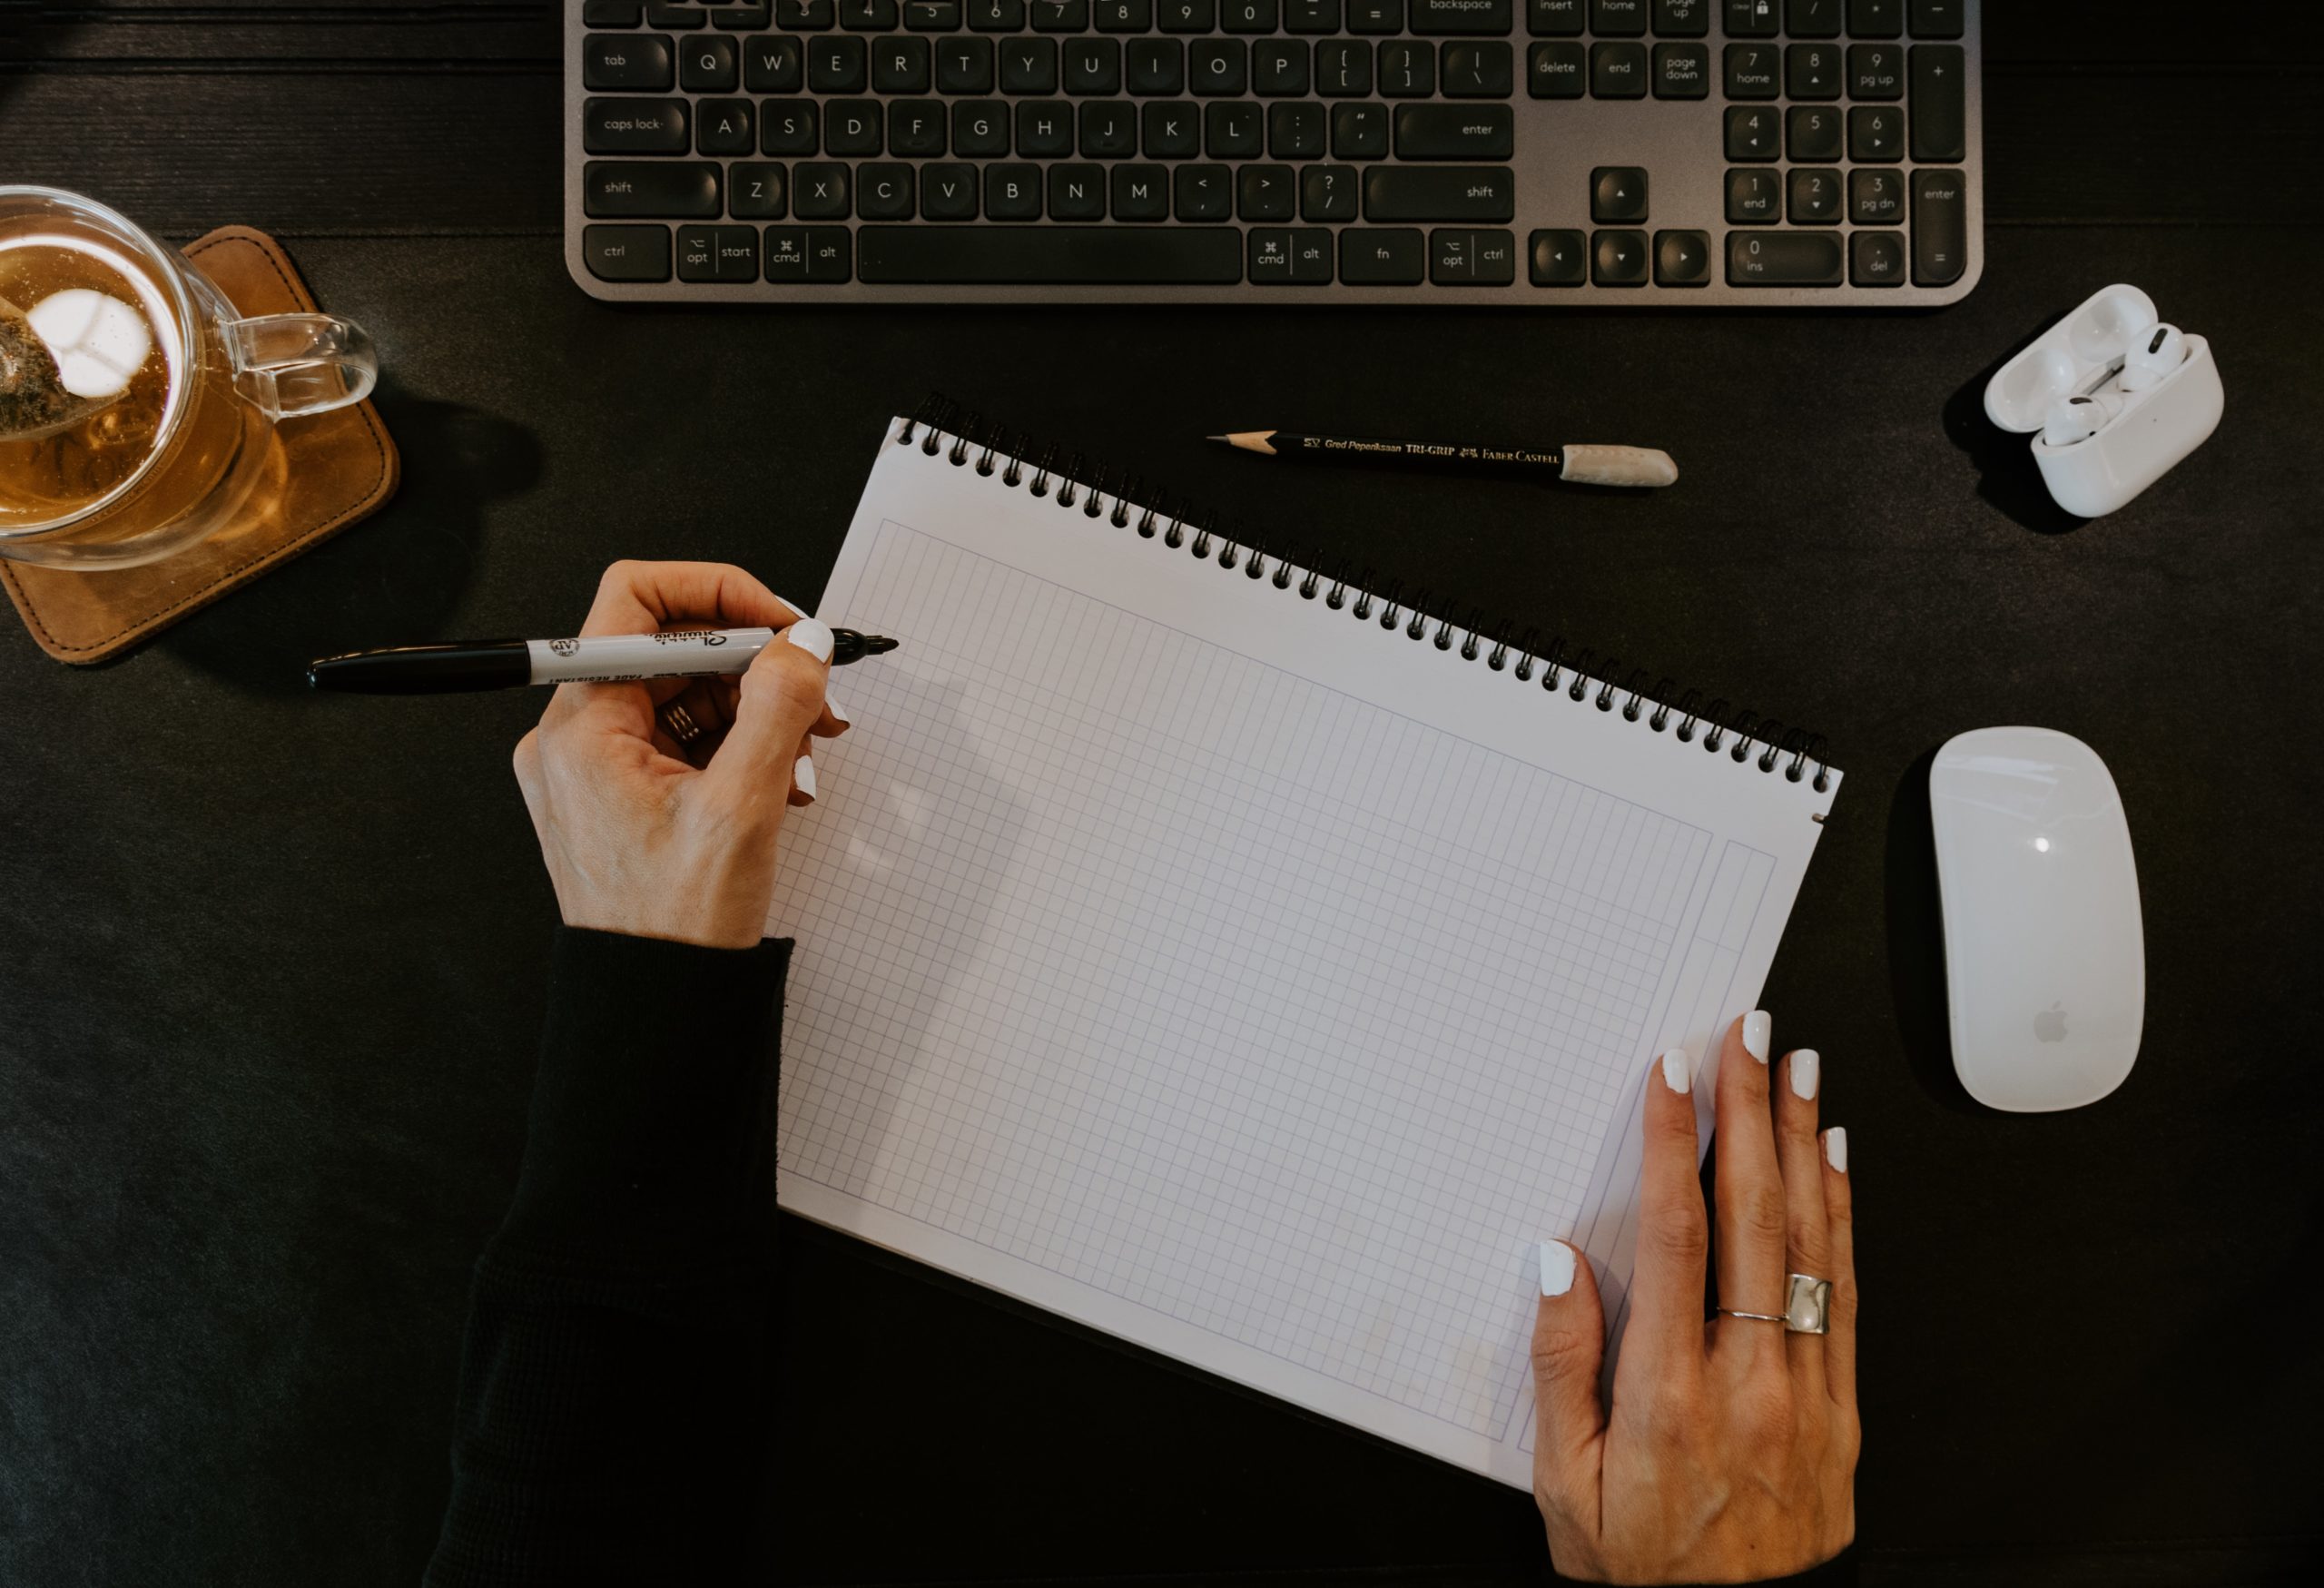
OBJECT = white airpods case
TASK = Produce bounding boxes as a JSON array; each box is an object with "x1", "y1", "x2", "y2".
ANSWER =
[{"x1": 1983, "y1": 284, "x2": 2223, "y2": 518}]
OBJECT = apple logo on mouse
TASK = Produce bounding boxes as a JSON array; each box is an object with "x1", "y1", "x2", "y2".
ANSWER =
[{"x1": 2034, "y1": 1002, "x2": 2068, "y2": 1044}]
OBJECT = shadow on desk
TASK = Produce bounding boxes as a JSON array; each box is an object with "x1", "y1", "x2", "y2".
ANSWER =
[
  {"x1": 162, "y1": 375, "x2": 540, "y2": 695},
  {"x1": 1942, "y1": 313, "x2": 2093, "y2": 539}
]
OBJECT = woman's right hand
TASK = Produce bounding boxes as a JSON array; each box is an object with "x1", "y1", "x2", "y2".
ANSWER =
[
  {"x1": 511, "y1": 559, "x2": 849, "y2": 951},
  {"x1": 1530, "y1": 1012, "x2": 1858, "y2": 1583}
]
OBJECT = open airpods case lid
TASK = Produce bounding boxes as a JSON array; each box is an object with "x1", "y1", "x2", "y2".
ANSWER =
[{"x1": 1984, "y1": 284, "x2": 2162, "y2": 433}]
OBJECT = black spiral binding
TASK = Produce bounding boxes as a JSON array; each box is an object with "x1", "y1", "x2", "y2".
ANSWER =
[{"x1": 898, "y1": 397, "x2": 1830, "y2": 792}]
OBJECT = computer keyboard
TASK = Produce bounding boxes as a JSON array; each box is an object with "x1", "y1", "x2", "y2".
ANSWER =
[{"x1": 564, "y1": 0, "x2": 1982, "y2": 304}]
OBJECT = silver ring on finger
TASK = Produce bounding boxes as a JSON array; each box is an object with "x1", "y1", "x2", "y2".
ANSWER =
[
  {"x1": 1718, "y1": 1273, "x2": 1832, "y2": 1335},
  {"x1": 659, "y1": 703, "x2": 705, "y2": 745}
]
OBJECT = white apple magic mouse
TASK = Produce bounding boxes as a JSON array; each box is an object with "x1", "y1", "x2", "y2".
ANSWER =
[{"x1": 1929, "y1": 727, "x2": 2145, "y2": 1111}]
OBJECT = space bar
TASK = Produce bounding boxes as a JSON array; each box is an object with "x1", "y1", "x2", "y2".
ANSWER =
[{"x1": 857, "y1": 226, "x2": 1245, "y2": 284}]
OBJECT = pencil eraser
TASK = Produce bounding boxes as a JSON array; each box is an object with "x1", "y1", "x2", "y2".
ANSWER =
[{"x1": 1561, "y1": 445, "x2": 1678, "y2": 488}]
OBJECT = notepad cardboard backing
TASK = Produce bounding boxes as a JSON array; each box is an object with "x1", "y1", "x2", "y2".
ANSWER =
[{"x1": 2, "y1": 226, "x2": 399, "y2": 664}]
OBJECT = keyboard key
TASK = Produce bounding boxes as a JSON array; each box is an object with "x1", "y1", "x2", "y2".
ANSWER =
[
  {"x1": 906, "y1": 0, "x2": 964, "y2": 25},
  {"x1": 965, "y1": 0, "x2": 1022, "y2": 25},
  {"x1": 1094, "y1": 0, "x2": 1147, "y2": 22},
  {"x1": 1590, "y1": 229, "x2": 1647, "y2": 285},
  {"x1": 1128, "y1": 38, "x2": 1185, "y2": 93},
  {"x1": 732, "y1": 162, "x2": 790, "y2": 217},
  {"x1": 1651, "y1": 44, "x2": 1708, "y2": 98},
  {"x1": 649, "y1": 5, "x2": 708, "y2": 30},
  {"x1": 583, "y1": 223, "x2": 671, "y2": 281},
  {"x1": 1786, "y1": 105, "x2": 1841, "y2": 162},
  {"x1": 1589, "y1": 41, "x2": 1645, "y2": 97},
  {"x1": 1019, "y1": 100, "x2": 1073, "y2": 154},
  {"x1": 1724, "y1": 105, "x2": 1777, "y2": 160},
  {"x1": 1722, "y1": 0, "x2": 1776, "y2": 35},
  {"x1": 762, "y1": 227, "x2": 833, "y2": 283},
  {"x1": 1527, "y1": 227, "x2": 1585, "y2": 285},
  {"x1": 1908, "y1": 0, "x2": 1961, "y2": 38},
  {"x1": 1849, "y1": 104, "x2": 1902, "y2": 161},
  {"x1": 1786, "y1": 167, "x2": 1840, "y2": 222},
  {"x1": 1239, "y1": 163, "x2": 1295, "y2": 219},
  {"x1": 1785, "y1": 42, "x2": 1839, "y2": 98},
  {"x1": 714, "y1": 0, "x2": 773, "y2": 29},
  {"x1": 1910, "y1": 44, "x2": 1965, "y2": 160},
  {"x1": 1431, "y1": 227, "x2": 1516, "y2": 284},
  {"x1": 1362, "y1": 164, "x2": 1516, "y2": 222},
  {"x1": 583, "y1": 160, "x2": 722, "y2": 216},
  {"x1": 1848, "y1": 0, "x2": 1900, "y2": 36},
  {"x1": 1269, "y1": 101, "x2": 1327, "y2": 156},
  {"x1": 777, "y1": 0, "x2": 837, "y2": 25},
  {"x1": 1378, "y1": 41, "x2": 1436, "y2": 97},
  {"x1": 1066, "y1": 38, "x2": 1122, "y2": 94},
  {"x1": 955, "y1": 99, "x2": 1009, "y2": 153},
  {"x1": 1850, "y1": 229, "x2": 1905, "y2": 286},
  {"x1": 1591, "y1": 165, "x2": 1647, "y2": 222},
  {"x1": 1529, "y1": 41, "x2": 1584, "y2": 96},
  {"x1": 841, "y1": 0, "x2": 899, "y2": 26},
  {"x1": 679, "y1": 35, "x2": 739, "y2": 89},
  {"x1": 1333, "y1": 102, "x2": 1390, "y2": 156},
  {"x1": 826, "y1": 99, "x2": 883, "y2": 152},
  {"x1": 809, "y1": 35, "x2": 867, "y2": 91},
  {"x1": 1654, "y1": 228, "x2": 1710, "y2": 285},
  {"x1": 1912, "y1": 167, "x2": 1965, "y2": 284},
  {"x1": 1081, "y1": 99, "x2": 1137, "y2": 155},
  {"x1": 1339, "y1": 227, "x2": 1425, "y2": 284},
  {"x1": 875, "y1": 36, "x2": 933, "y2": 93},
  {"x1": 1787, "y1": 0, "x2": 1840, "y2": 36},
  {"x1": 1112, "y1": 163, "x2": 1170, "y2": 218},
  {"x1": 585, "y1": 0, "x2": 645, "y2": 24},
  {"x1": 1301, "y1": 163, "x2": 1361, "y2": 218},
  {"x1": 1256, "y1": 40, "x2": 1309, "y2": 94},
  {"x1": 806, "y1": 227, "x2": 852, "y2": 282},
  {"x1": 1175, "y1": 163, "x2": 1232, "y2": 217},
  {"x1": 1315, "y1": 41, "x2": 1373, "y2": 94},
  {"x1": 1530, "y1": 0, "x2": 1583, "y2": 32},
  {"x1": 937, "y1": 36, "x2": 994, "y2": 93},
  {"x1": 1050, "y1": 163, "x2": 1107, "y2": 218},
  {"x1": 1443, "y1": 41, "x2": 1512, "y2": 95},
  {"x1": 1723, "y1": 43, "x2": 1777, "y2": 98},
  {"x1": 1221, "y1": 0, "x2": 1276, "y2": 25},
  {"x1": 585, "y1": 97, "x2": 691, "y2": 154},
  {"x1": 1411, "y1": 0, "x2": 1513, "y2": 31},
  {"x1": 1591, "y1": 0, "x2": 1645, "y2": 34},
  {"x1": 1848, "y1": 41, "x2": 1901, "y2": 98},
  {"x1": 1347, "y1": 0, "x2": 1403, "y2": 30},
  {"x1": 583, "y1": 33, "x2": 675, "y2": 91},
  {"x1": 1000, "y1": 37, "x2": 1057, "y2": 92},
  {"x1": 987, "y1": 162, "x2": 1042, "y2": 215},
  {"x1": 1847, "y1": 166, "x2": 1903, "y2": 223},
  {"x1": 794, "y1": 161, "x2": 852, "y2": 215},
  {"x1": 1286, "y1": 0, "x2": 1344, "y2": 32},
  {"x1": 1206, "y1": 102, "x2": 1264, "y2": 154},
  {"x1": 745, "y1": 37, "x2": 805, "y2": 91},
  {"x1": 1190, "y1": 39, "x2": 1249, "y2": 94},
  {"x1": 890, "y1": 99, "x2": 946, "y2": 153},
  {"x1": 1144, "y1": 101, "x2": 1200, "y2": 155},
  {"x1": 676, "y1": 223, "x2": 760, "y2": 281},
  {"x1": 1394, "y1": 103, "x2": 1512, "y2": 158},
  {"x1": 1726, "y1": 229, "x2": 1841, "y2": 285},
  {"x1": 1250, "y1": 228, "x2": 1334, "y2": 283},
  {"x1": 697, "y1": 98, "x2": 755, "y2": 153},
  {"x1": 1031, "y1": 0, "x2": 1088, "y2": 27},
  {"x1": 762, "y1": 99, "x2": 819, "y2": 153},
  {"x1": 1653, "y1": 0, "x2": 1708, "y2": 34},
  {"x1": 858, "y1": 225, "x2": 1244, "y2": 281},
  {"x1": 1724, "y1": 167, "x2": 1777, "y2": 222},
  {"x1": 1157, "y1": 0, "x2": 1216, "y2": 25}
]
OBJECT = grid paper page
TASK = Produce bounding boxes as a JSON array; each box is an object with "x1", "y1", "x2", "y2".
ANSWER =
[{"x1": 773, "y1": 420, "x2": 1838, "y2": 1486}]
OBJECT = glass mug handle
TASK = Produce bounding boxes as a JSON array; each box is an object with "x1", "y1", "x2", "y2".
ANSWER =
[{"x1": 221, "y1": 312, "x2": 377, "y2": 420}]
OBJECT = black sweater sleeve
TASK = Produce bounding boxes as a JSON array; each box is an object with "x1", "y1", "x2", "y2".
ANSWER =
[{"x1": 424, "y1": 926, "x2": 787, "y2": 1588}]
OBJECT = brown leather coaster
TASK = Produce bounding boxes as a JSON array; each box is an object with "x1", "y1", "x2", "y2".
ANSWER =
[{"x1": 1, "y1": 225, "x2": 399, "y2": 663}]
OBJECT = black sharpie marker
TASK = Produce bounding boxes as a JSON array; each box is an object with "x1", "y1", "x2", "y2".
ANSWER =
[{"x1": 308, "y1": 624, "x2": 898, "y2": 694}]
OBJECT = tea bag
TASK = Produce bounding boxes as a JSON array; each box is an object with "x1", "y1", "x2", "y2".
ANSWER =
[{"x1": 0, "y1": 287, "x2": 152, "y2": 441}]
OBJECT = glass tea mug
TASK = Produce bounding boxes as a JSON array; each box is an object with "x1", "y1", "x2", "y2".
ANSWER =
[{"x1": 0, "y1": 186, "x2": 378, "y2": 568}]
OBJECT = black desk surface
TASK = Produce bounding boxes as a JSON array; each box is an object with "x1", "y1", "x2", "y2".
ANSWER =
[{"x1": 4, "y1": 6, "x2": 2321, "y2": 1585}]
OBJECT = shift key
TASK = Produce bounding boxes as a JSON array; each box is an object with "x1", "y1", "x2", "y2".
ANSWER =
[
  {"x1": 583, "y1": 161, "x2": 722, "y2": 218},
  {"x1": 1364, "y1": 166, "x2": 1515, "y2": 222}
]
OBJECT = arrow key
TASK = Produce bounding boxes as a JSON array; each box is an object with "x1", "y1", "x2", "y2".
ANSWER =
[
  {"x1": 1653, "y1": 228, "x2": 1710, "y2": 287},
  {"x1": 1529, "y1": 227, "x2": 1585, "y2": 286},
  {"x1": 1848, "y1": 104, "x2": 1903, "y2": 163},
  {"x1": 1591, "y1": 165, "x2": 1648, "y2": 224}
]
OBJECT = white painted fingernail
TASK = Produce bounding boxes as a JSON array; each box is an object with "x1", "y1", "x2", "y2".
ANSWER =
[
  {"x1": 793, "y1": 755, "x2": 816, "y2": 801},
  {"x1": 1539, "y1": 1239, "x2": 1575, "y2": 1297},
  {"x1": 786, "y1": 618, "x2": 835, "y2": 662},
  {"x1": 1789, "y1": 1049, "x2": 1820, "y2": 1100},
  {"x1": 1743, "y1": 1010, "x2": 1771, "y2": 1063},
  {"x1": 826, "y1": 695, "x2": 850, "y2": 725},
  {"x1": 1660, "y1": 1047, "x2": 1692, "y2": 1095},
  {"x1": 1824, "y1": 1128, "x2": 1847, "y2": 1173}
]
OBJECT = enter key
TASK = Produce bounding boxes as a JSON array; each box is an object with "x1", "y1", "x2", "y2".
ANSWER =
[{"x1": 1393, "y1": 104, "x2": 1513, "y2": 160}]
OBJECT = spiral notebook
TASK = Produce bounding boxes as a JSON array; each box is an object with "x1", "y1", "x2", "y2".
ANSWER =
[{"x1": 772, "y1": 406, "x2": 1840, "y2": 1487}]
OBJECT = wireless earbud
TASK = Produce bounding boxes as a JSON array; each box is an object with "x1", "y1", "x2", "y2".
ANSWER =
[
  {"x1": 2043, "y1": 390, "x2": 2121, "y2": 449},
  {"x1": 2117, "y1": 323, "x2": 2187, "y2": 392}
]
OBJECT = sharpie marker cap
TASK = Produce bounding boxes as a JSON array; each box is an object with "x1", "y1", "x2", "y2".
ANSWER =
[{"x1": 308, "y1": 641, "x2": 529, "y2": 693}]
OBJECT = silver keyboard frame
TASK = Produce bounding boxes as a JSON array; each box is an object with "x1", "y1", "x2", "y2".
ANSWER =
[{"x1": 563, "y1": 1, "x2": 1981, "y2": 307}]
